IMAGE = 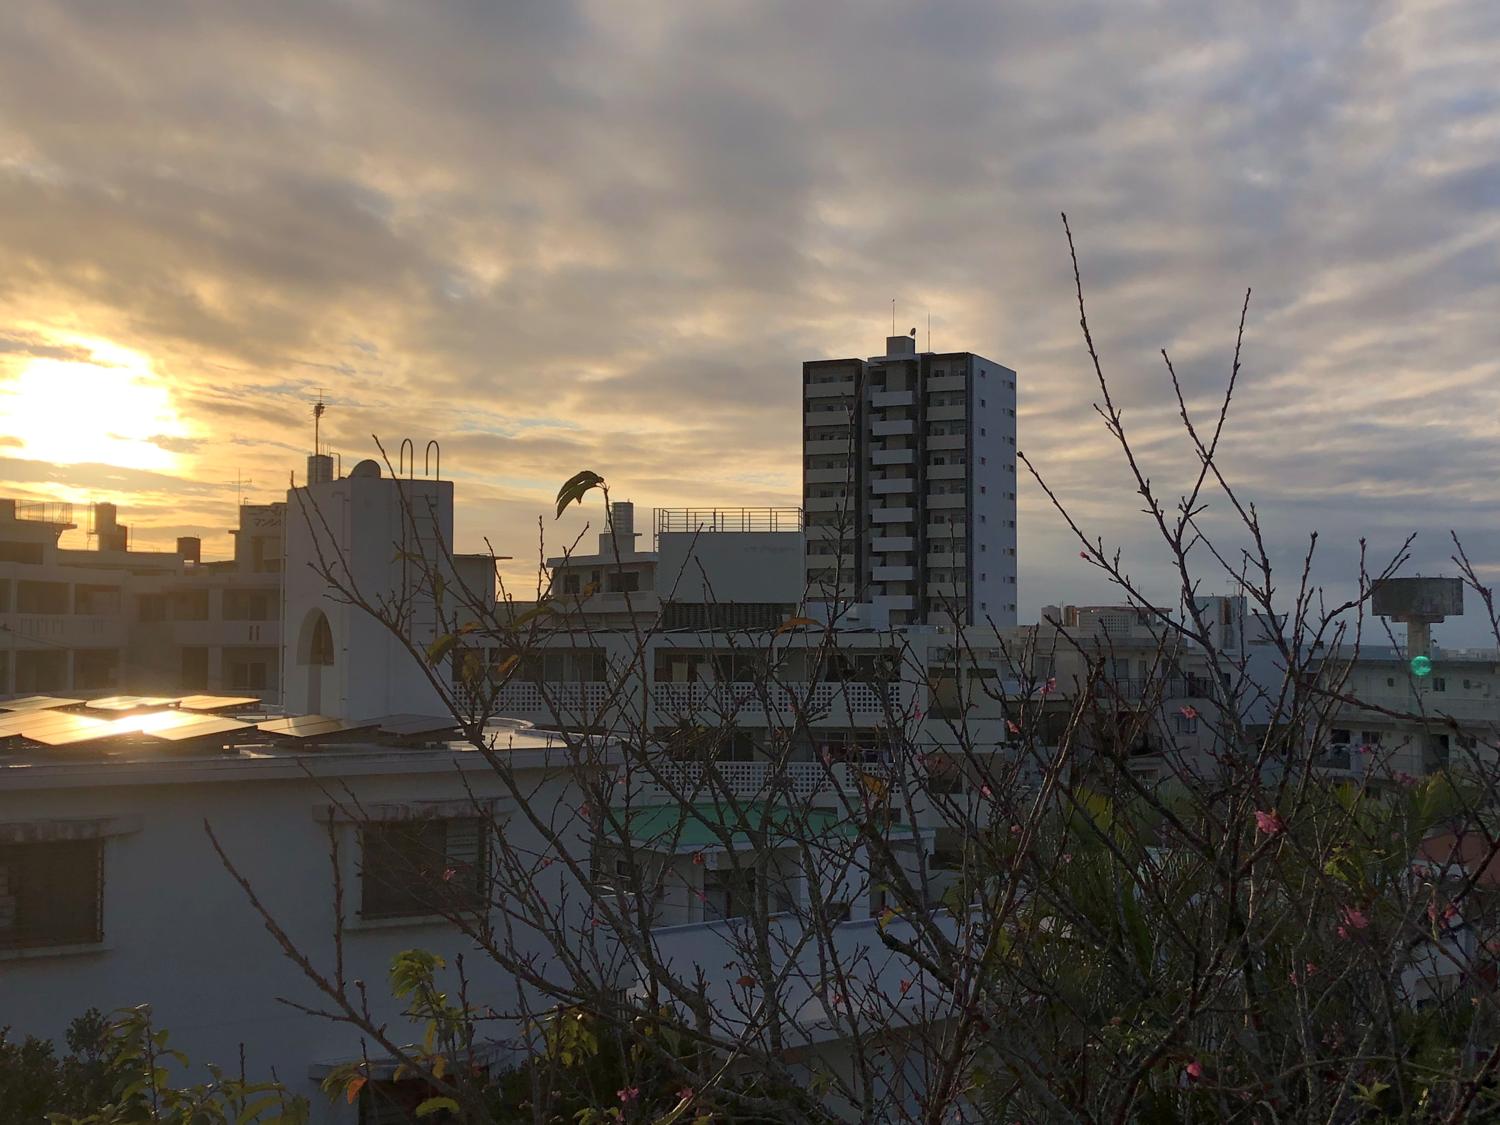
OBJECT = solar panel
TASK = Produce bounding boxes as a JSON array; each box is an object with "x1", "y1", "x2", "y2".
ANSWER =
[
  {"x1": 257, "y1": 715, "x2": 379, "y2": 741},
  {"x1": 0, "y1": 696, "x2": 84, "y2": 713},
  {"x1": 0, "y1": 708, "x2": 97, "y2": 740},
  {"x1": 177, "y1": 695, "x2": 263, "y2": 713},
  {"x1": 257, "y1": 715, "x2": 345, "y2": 737},
  {"x1": 374, "y1": 714, "x2": 462, "y2": 737},
  {"x1": 147, "y1": 716, "x2": 252, "y2": 743},
  {"x1": 18, "y1": 713, "x2": 116, "y2": 747},
  {"x1": 86, "y1": 696, "x2": 184, "y2": 713}
]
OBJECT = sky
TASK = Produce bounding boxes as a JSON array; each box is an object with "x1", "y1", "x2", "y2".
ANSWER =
[{"x1": 1, "y1": 1, "x2": 1498, "y2": 641}]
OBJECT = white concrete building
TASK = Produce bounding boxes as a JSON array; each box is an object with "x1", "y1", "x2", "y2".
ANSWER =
[
  {"x1": 545, "y1": 501, "x2": 805, "y2": 631},
  {"x1": 283, "y1": 455, "x2": 453, "y2": 719},
  {"x1": 0, "y1": 713, "x2": 595, "y2": 1122},
  {"x1": 803, "y1": 334, "x2": 1018, "y2": 628}
]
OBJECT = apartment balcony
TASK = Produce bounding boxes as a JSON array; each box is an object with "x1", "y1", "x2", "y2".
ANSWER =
[
  {"x1": 804, "y1": 380, "x2": 857, "y2": 399},
  {"x1": 0, "y1": 613, "x2": 128, "y2": 648},
  {"x1": 650, "y1": 681, "x2": 902, "y2": 724},
  {"x1": 871, "y1": 477, "x2": 914, "y2": 495},
  {"x1": 927, "y1": 552, "x2": 965, "y2": 568},
  {"x1": 927, "y1": 404, "x2": 967, "y2": 423},
  {"x1": 871, "y1": 448, "x2": 915, "y2": 466},
  {"x1": 927, "y1": 494, "x2": 966, "y2": 509},
  {"x1": 872, "y1": 566, "x2": 915, "y2": 582},
  {"x1": 926, "y1": 463, "x2": 966, "y2": 480},
  {"x1": 870, "y1": 418, "x2": 914, "y2": 438},
  {"x1": 925, "y1": 375, "x2": 967, "y2": 394},
  {"x1": 869, "y1": 536, "x2": 914, "y2": 553},
  {"x1": 926, "y1": 434, "x2": 966, "y2": 451},
  {"x1": 1340, "y1": 692, "x2": 1500, "y2": 725},
  {"x1": 457, "y1": 680, "x2": 620, "y2": 725},
  {"x1": 803, "y1": 495, "x2": 853, "y2": 513},
  {"x1": 805, "y1": 523, "x2": 852, "y2": 543},
  {"x1": 804, "y1": 466, "x2": 853, "y2": 485},
  {"x1": 806, "y1": 409, "x2": 853, "y2": 427},
  {"x1": 625, "y1": 759, "x2": 892, "y2": 805},
  {"x1": 870, "y1": 507, "x2": 915, "y2": 524},
  {"x1": 805, "y1": 438, "x2": 853, "y2": 456},
  {"x1": 872, "y1": 594, "x2": 915, "y2": 611},
  {"x1": 928, "y1": 582, "x2": 967, "y2": 598},
  {"x1": 870, "y1": 389, "x2": 915, "y2": 409}
]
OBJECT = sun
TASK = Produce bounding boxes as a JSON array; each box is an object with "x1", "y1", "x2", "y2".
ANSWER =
[{"x1": 0, "y1": 342, "x2": 191, "y2": 472}]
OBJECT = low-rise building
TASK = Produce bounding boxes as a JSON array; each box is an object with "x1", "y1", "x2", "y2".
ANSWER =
[{"x1": 0, "y1": 498, "x2": 283, "y2": 703}]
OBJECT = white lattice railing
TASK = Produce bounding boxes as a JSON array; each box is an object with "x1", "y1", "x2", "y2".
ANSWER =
[
  {"x1": 625, "y1": 760, "x2": 891, "y2": 803},
  {"x1": 456, "y1": 680, "x2": 616, "y2": 719},
  {"x1": 650, "y1": 681, "x2": 901, "y2": 718}
]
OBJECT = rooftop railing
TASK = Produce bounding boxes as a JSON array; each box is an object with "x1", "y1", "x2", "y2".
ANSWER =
[
  {"x1": 14, "y1": 500, "x2": 75, "y2": 526},
  {"x1": 654, "y1": 507, "x2": 803, "y2": 536}
]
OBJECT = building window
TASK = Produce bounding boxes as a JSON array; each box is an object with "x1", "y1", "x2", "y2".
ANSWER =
[
  {"x1": 360, "y1": 818, "x2": 488, "y2": 920},
  {"x1": 310, "y1": 614, "x2": 335, "y2": 665},
  {"x1": 979, "y1": 486, "x2": 986, "y2": 495},
  {"x1": 229, "y1": 660, "x2": 269, "y2": 691},
  {"x1": 1175, "y1": 714, "x2": 1199, "y2": 735},
  {"x1": 0, "y1": 839, "x2": 104, "y2": 950},
  {"x1": 1434, "y1": 677, "x2": 1447, "y2": 692}
]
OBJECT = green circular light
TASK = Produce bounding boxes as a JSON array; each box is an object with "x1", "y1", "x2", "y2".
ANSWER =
[{"x1": 1411, "y1": 655, "x2": 1433, "y2": 678}]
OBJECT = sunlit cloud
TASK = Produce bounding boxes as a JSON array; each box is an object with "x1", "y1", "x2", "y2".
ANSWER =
[
  {"x1": 0, "y1": 0, "x2": 1495, "y2": 636},
  {"x1": 0, "y1": 339, "x2": 193, "y2": 473}
]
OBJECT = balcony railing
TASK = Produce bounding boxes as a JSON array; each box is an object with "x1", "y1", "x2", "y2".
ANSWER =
[
  {"x1": 652, "y1": 681, "x2": 900, "y2": 717},
  {"x1": 625, "y1": 760, "x2": 891, "y2": 803}
]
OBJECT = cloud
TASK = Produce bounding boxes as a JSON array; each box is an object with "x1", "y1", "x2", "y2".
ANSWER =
[{"x1": 0, "y1": 0, "x2": 1497, "y2": 636}]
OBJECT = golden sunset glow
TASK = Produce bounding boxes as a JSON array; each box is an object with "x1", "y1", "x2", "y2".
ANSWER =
[{"x1": 0, "y1": 343, "x2": 191, "y2": 473}]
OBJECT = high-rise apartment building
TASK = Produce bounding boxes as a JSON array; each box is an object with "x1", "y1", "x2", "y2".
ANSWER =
[{"x1": 803, "y1": 334, "x2": 1017, "y2": 627}]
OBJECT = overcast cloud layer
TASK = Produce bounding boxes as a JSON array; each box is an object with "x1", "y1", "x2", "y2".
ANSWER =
[{"x1": 1, "y1": 1, "x2": 1498, "y2": 638}]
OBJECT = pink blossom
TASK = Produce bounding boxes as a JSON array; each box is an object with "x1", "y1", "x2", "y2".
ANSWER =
[
  {"x1": 1254, "y1": 809, "x2": 1285, "y2": 836},
  {"x1": 617, "y1": 1086, "x2": 640, "y2": 1105},
  {"x1": 1006, "y1": 720, "x2": 1020, "y2": 735},
  {"x1": 1357, "y1": 743, "x2": 1373, "y2": 755},
  {"x1": 980, "y1": 785, "x2": 993, "y2": 799},
  {"x1": 1339, "y1": 906, "x2": 1369, "y2": 933},
  {"x1": 1079, "y1": 551, "x2": 1089, "y2": 560},
  {"x1": 1009, "y1": 824, "x2": 1023, "y2": 836},
  {"x1": 1396, "y1": 771, "x2": 1420, "y2": 788},
  {"x1": 692, "y1": 852, "x2": 705, "y2": 866},
  {"x1": 677, "y1": 1088, "x2": 694, "y2": 1104},
  {"x1": 899, "y1": 978, "x2": 913, "y2": 994},
  {"x1": 441, "y1": 867, "x2": 457, "y2": 882},
  {"x1": 1184, "y1": 1060, "x2": 1203, "y2": 1081},
  {"x1": 737, "y1": 974, "x2": 755, "y2": 987},
  {"x1": 1179, "y1": 705, "x2": 1198, "y2": 720},
  {"x1": 1042, "y1": 677, "x2": 1057, "y2": 696},
  {"x1": 578, "y1": 803, "x2": 593, "y2": 820}
]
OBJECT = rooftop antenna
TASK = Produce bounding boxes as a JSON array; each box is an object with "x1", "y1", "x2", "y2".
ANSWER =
[
  {"x1": 224, "y1": 470, "x2": 253, "y2": 508},
  {"x1": 891, "y1": 298, "x2": 896, "y2": 336},
  {"x1": 312, "y1": 389, "x2": 327, "y2": 457},
  {"x1": 927, "y1": 310, "x2": 931, "y2": 353}
]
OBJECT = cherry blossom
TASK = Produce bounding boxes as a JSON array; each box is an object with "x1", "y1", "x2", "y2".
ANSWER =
[{"x1": 1254, "y1": 809, "x2": 1285, "y2": 836}]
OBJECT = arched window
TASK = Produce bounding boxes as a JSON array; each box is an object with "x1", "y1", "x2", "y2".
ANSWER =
[
  {"x1": 310, "y1": 614, "x2": 334, "y2": 665},
  {"x1": 299, "y1": 609, "x2": 335, "y2": 666}
]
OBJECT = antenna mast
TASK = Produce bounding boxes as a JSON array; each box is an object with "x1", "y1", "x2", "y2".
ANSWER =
[{"x1": 312, "y1": 389, "x2": 327, "y2": 457}]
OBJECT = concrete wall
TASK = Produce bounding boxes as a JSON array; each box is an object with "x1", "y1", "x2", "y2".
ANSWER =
[
  {"x1": 283, "y1": 470, "x2": 454, "y2": 719},
  {"x1": 654, "y1": 531, "x2": 804, "y2": 604},
  {"x1": 0, "y1": 749, "x2": 588, "y2": 1122}
]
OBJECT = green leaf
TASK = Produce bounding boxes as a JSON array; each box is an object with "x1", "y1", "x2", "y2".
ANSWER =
[
  {"x1": 415, "y1": 1097, "x2": 460, "y2": 1117},
  {"x1": 426, "y1": 633, "x2": 459, "y2": 666},
  {"x1": 555, "y1": 470, "x2": 605, "y2": 519}
]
